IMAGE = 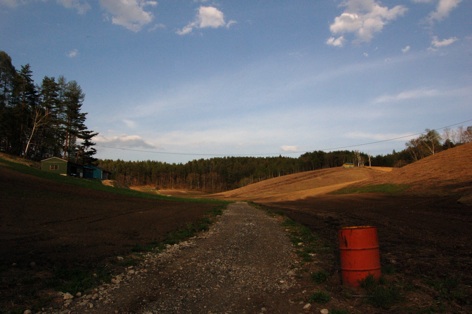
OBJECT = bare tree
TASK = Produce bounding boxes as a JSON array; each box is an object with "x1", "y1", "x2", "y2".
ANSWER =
[{"x1": 23, "y1": 106, "x2": 49, "y2": 157}]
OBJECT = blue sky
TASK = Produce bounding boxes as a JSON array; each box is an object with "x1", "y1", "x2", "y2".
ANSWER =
[{"x1": 1, "y1": 0, "x2": 471, "y2": 163}]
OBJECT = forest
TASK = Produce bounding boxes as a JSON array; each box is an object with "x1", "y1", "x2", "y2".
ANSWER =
[{"x1": 1, "y1": 51, "x2": 471, "y2": 193}]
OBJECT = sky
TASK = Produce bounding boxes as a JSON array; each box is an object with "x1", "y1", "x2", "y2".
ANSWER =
[{"x1": 1, "y1": 0, "x2": 471, "y2": 163}]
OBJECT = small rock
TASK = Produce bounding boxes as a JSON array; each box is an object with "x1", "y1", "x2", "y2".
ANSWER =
[
  {"x1": 76, "y1": 292, "x2": 82, "y2": 297},
  {"x1": 117, "y1": 256, "x2": 124, "y2": 261},
  {"x1": 320, "y1": 309, "x2": 329, "y2": 314},
  {"x1": 63, "y1": 292, "x2": 74, "y2": 300},
  {"x1": 303, "y1": 303, "x2": 312, "y2": 310},
  {"x1": 23, "y1": 310, "x2": 32, "y2": 314}
]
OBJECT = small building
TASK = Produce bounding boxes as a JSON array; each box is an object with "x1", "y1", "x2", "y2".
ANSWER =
[
  {"x1": 83, "y1": 165, "x2": 110, "y2": 180},
  {"x1": 40, "y1": 157, "x2": 84, "y2": 177}
]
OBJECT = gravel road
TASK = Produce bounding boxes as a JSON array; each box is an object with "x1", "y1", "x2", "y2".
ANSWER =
[{"x1": 58, "y1": 202, "x2": 309, "y2": 313}]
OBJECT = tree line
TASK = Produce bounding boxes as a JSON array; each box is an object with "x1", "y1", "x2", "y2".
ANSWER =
[{"x1": 0, "y1": 51, "x2": 97, "y2": 164}]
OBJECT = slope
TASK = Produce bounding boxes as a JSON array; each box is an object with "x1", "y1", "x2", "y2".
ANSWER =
[{"x1": 213, "y1": 143, "x2": 472, "y2": 203}]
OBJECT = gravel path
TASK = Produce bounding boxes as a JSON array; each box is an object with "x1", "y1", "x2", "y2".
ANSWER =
[{"x1": 58, "y1": 202, "x2": 308, "y2": 313}]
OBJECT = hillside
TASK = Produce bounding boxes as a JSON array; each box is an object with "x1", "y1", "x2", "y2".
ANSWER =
[
  {"x1": 212, "y1": 167, "x2": 388, "y2": 202},
  {"x1": 375, "y1": 142, "x2": 472, "y2": 199},
  {"x1": 213, "y1": 143, "x2": 472, "y2": 203}
]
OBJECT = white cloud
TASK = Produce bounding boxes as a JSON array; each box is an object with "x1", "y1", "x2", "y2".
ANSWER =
[
  {"x1": 430, "y1": 35, "x2": 458, "y2": 48},
  {"x1": 326, "y1": 36, "x2": 345, "y2": 47},
  {"x1": 401, "y1": 45, "x2": 411, "y2": 53},
  {"x1": 427, "y1": 0, "x2": 462, "y2": 23},
  {"x1": 95, "y1": 134, "x2": 156, "y2": 149},
  {"x1": 57, "y1": 0, "x2": 91, "y2": 14},
  {"x1": 374, "y1": 88, "x2": 440, "y2": 103},
  {"x1": 99, "y1": 0, "x2": 157, "y2": 32},
  {"x1": 177, "y1": 6, "x2": 235, "y2": 35},
  {"x1": 66, "y1": 49, "x2": 79, "y2": 58},
  {"x1": 327, "y1": 0, "x2": 407, "y2": 45},
  {"x1": 281, "y1": 145, "x2": 299, "y2": 152}
]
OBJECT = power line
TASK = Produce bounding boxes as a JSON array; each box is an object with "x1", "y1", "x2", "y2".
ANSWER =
[
  {"x1": 318, "y1": 118, "x2": 472, "y2": 152},
  {"x1": 95, "y1": 118, "x2": 472, "y2": 158}
]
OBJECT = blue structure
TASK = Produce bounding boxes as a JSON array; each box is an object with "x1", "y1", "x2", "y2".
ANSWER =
[{"x1": 83, "y1": 165, "x2": 110, "y2": 180}]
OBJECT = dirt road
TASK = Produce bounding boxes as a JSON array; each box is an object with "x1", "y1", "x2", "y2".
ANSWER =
[{"x1": 61, "y1": 202, "x2": 307, "y2": 313}]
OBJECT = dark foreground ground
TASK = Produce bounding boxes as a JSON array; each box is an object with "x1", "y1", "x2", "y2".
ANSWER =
[
  {"x1": 265, "y1": 193, "x2": 472, "y2": 312},
  {"x1": 0, "y1": 165, "x2": 222, "y2": 313},
  {"x1": 1, "y1": 154, "x2": 471, "y2": 313}
]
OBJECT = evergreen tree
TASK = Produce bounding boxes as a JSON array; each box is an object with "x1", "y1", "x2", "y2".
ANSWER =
[{"x1": 0, "y1": 51, "x2": 17, "y2": 152}]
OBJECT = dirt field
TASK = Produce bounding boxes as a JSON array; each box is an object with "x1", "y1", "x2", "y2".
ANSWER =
[
  {"x1": 213, "y1": 143, "x2": 472, "y2": 312},
  {"x1": 0, "y1": 163, "x2": 222, "y2": 313}
]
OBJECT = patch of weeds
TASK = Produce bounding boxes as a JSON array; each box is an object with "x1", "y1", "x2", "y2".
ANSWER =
[
  {"x1": 382, "y1": 264, "x2": 396, "y2": 275},
  {"x1": 281, "y1": 217, "x2": 324, "y2": 263},
  {"x1": 309, "y1": 291, "x2": 331, "y2": 304},
  {"x1": 209, "y1": 205, "x2": 224, "y2": 216},
  {"x1": 359, "y1": 275, "x2": 402, "y2": 309},
  {"x1": 330, "y1": 309, "x2": 349, "y2": 314},
  {"x1": 369, "y1": 285, "x2": 402, "y2": 309},
  {"x1": 427, "y1": 277, "x2": 469, "y2": 305},
  {"x1": 359, "y1": 274, "x2": 379, "y2": 290},
  {"x1": 311, "y1": 270, "x2": 329, "y2": 284},
  {"x1": 47, "y1": 266, "x2": 111, "y2": 294}
]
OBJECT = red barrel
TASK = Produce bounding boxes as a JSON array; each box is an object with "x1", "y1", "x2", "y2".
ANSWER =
[{"x1": 338, "y1": 226, "x2": 381, "y2": 287}]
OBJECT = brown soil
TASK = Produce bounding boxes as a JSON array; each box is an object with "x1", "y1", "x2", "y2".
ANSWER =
[{"x1": 0, "y1": 164, "x2": 219, "y2": 313}]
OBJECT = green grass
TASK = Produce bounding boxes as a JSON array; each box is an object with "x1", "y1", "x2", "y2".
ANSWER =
[
  {"x1": 332, "y1": 183, "x2": 409, "y2": 195},
  {"x1": 282, "y1": 219, "x2": 321, "y2": 262},
  {"x1": 426, "y1": 277, "x2": 469, "y2": 305},
  {"x1": 46, "y1": 266, "x2": 112, "y2": 295},
  {"x1": 309, "y1": 291, "x2": 331, "y2": 304},
  {"x1": 311, "y1": 270, "x2": 329, "y2": 284},
  {"x1": 359, "y1": 275, "x2": 403, "y2": 309}
]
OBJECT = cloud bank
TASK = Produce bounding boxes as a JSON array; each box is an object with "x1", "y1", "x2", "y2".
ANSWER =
[{"x1": 95, "y1": 134, "x2": 157, "y2": 149}]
